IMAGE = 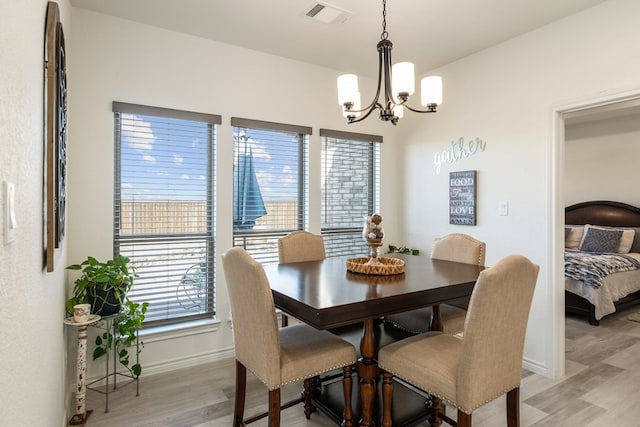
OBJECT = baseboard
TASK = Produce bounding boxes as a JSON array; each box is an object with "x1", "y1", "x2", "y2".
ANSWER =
[
  {"x1": 142, "y1": 347, "x2": 235, "y2": 376},
  {"x1": 522, "y1": 355, "x2": 548, "y2": 376},
  {"x1": 83, "y1": 346, "x2": 235, "y2": 385}
]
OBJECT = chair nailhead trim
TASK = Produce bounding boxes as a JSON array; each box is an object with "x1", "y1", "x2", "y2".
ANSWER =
[
  {"x1": 247, "y1": 361, "x2": 356, "y2": 391},
  {"x1": 380, "y1": 367, "x2": 519, "y2": 414}
]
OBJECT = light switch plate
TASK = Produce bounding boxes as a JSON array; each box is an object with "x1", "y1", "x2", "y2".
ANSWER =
[
  {"x1": 498, "y1": 200, "x2": 509, "y2": 216},
  {"x1": 3, "y1": 181, "x2": 16, "y2": 245}
]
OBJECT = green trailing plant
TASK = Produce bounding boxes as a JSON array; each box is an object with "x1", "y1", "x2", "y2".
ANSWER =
[
  {"x1": 387, "y1": 244, "x2": 420, "y2": 256},
  {"x1": 66, "y1": 255, "x2": 149, "y2": 378},
  {"x1": 94, "y1": 299, "x2": 149, "y2": 378}
]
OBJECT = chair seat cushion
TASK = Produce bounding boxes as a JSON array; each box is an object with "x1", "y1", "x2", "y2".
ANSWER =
[
  {"x1": 277, "y1": 324, "x2": 356, "y2": 389},
  {"x1": 385, "y1": 304, "x2": 467, "y2": 334},
  {"x1": 378, "y1": 332, "x2": 462, "y2": 404}
]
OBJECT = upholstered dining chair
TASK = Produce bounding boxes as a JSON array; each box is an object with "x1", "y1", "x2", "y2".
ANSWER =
[
  {"x1": 379, "y1": 254, "x2": 539, "y2": 427},
  {"x1": 221, "y1": 247, "x2": 356, "y2": 427},
  {"x1": 278, "y1": 230, "x2": 326, "y2": 326},
  {"x1": 385, "y1": 233, "x2": 486, "y2": 335},
  {"x1": 278, "y1": 230, "x2": 326, "y2": 264}
]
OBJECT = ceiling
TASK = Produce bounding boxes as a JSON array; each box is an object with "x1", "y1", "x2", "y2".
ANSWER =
[{"x1": 69, "y1": 0, "x2": 608, "y2": 78}]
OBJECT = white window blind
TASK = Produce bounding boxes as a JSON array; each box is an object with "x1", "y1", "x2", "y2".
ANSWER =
[
  {"x1": 113, "y1": 102, "x2": 220, "y2": 326},
  {"x1": 231, "y1": 117, "x2": 310, "y2": 263},
  {"x1": 320, "y1": 129, "x2": 381, "y2": 257}
]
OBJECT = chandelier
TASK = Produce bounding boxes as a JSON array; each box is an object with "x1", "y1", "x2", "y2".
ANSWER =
[{"x1": 337, "y1": 0, "x2": 442, "y2": 125}]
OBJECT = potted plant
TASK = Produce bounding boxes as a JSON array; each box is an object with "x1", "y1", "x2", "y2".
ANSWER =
[
  {"x1": 66, "y1": 254, "x2": 136, "y2": 316},
  {"x1": 66, "y1": 254, "x2": 149, "y2": 378}
]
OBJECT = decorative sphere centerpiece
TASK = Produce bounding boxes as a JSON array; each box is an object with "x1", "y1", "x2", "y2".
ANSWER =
[
  {"x1": 363, "y1": 213, "x2": 384, "y2": 265},
  {"x1": 346, "y1": 212, "x2": 405, "y2": 275}
]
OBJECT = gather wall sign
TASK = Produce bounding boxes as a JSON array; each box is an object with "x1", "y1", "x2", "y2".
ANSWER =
[{"x1": 434, "y1": 137, "x2": 487, "y2": 174}]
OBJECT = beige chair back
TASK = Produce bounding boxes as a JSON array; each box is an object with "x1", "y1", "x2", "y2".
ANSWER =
[
  {"x1": 432, "y1": 233, "x2": 486, "y2": 265},
  {"x1": 457, "y1": 254, "x2": 539, "y2": 412},
  {"x1": 221, "y1": 247, "x2": 282, "y2": 389},
  {"x1": 278, "y1": 231, "x2": 326, "y2": 264}
]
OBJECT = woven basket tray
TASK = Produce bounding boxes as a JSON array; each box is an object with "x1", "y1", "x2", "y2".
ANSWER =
[{"x1": 346, "y1": 257, "x2": 405, "y2": 276}]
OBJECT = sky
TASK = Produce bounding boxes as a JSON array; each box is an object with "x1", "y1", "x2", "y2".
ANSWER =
[{"x1": 119, "y1": 114, "x2": 301, "y2": 203}]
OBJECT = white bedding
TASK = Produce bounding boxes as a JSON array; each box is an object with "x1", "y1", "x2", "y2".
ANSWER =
[{"x1": 565, "y1": 253, "x2": 640, "y2": 320}]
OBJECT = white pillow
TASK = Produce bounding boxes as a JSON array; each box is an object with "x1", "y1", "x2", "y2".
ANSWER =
[
  {"x1": 618, "y1": 228, "x2": 635, "y2": 253},
  {"x1": 565, "y1": 226, "x2": 584, "y2": 249}
]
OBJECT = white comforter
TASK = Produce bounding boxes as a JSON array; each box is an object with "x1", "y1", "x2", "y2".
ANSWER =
[{"x1": 566, "y1": 253, "x2": 640, "y2": 320}]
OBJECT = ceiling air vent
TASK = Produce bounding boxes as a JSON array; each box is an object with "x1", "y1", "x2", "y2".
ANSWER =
[{"x1": 304, "y1": 2, "x2": 353, "y2": 24}]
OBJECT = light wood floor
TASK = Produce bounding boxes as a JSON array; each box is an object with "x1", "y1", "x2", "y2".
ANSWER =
[{"x1": 82, "y1": 307, "x2": 640, "y2": 426}]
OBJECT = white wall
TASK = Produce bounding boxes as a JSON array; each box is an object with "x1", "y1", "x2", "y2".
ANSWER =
[
  {"x1": 398, "y1": 0, "x2": 640, "y2": 377},
  {"x1": 565, "y1": 113, "x2": 640, "y2": 206},
  {"x1": 0, "y1": 1, "x2": 71, "y2": 426},
  {"x1": 7, "y1": 1, "x2": 639, "y2": 423},
  {"x1": 68, "y1": 9, "x2": 400, "y2": 379}
]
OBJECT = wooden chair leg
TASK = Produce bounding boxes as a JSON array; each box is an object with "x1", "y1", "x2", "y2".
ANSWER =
[
  {"x1": 381, "y1": 372, "x2": 393, "y2": 427},
  {"x1": 268, "y1": 388, "x2": 281, "y2": 427},
  {"x1": 303, "y1": 378, "x2": 315, "y2": 419},
  {"x1": 342, "y1": 366, "x2": 354, "y2": 427},
  {"x1": 429, "y1": 396, "x2": 443, "y2": 426},
  {"x1": 281, "y1": 314, "x2": 289, "y2": 327},
  {"x1": 506, "y1": 387, "x2": 520, "y2": 427},
  {"x1": 457, "y1": 410, "x2": 472, "y2": 427},
  {"x1": 311, "y1": 375, "x2": 321, "y2": 399},
  {"x1": 233, "y1": 360, "x2": 247, "y2": 427}
]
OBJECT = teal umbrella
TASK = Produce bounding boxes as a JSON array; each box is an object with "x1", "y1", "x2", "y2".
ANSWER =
[{"x1": 233, "y1": 146, "x2": 267, "y2": 230}]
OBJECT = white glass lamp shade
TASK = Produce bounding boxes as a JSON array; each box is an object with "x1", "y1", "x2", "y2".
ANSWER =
[
  {"x1": 392, "y1": 105, "x2": 404, "y2": 119},
  {"x1": 337, "y1": 74, "x2": 359, "y2": 106},
  {"x1": 421, "y1": 75, "x2": 443, "y2": 106},
  {"x1": 342, "y1": 92, "x2": 361, "y2": 118},
  {"x1": 392, "y1": 62, "x2": 415, "y2": 99}
]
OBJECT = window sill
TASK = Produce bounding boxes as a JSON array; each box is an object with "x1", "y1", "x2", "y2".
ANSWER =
[{"x1": 139, "y1": 318, "x2": 222, "y2": 344}]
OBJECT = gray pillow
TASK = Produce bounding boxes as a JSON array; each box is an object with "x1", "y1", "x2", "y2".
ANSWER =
[
  {"x1": 630, "y1": 227, "x2": 640, "y2": 253},
  {"x1": 579, "y1": 226, "x2": 623, "y2": 253}
]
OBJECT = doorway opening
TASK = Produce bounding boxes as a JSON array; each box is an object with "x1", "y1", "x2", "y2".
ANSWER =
[{"x1": 553, "y1": 92, "x2": 640, "y2": 379}]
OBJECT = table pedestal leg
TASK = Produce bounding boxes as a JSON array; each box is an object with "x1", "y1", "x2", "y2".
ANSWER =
[
  {"x1": 69, "y1": 324, "x2": 92, "y2": 425},
  {"x1": 356, "y1": 318, "x2": 380, "y2": 427},
  {"x1": 429, "y1": 304, "x2": 443, "y2": 332}
]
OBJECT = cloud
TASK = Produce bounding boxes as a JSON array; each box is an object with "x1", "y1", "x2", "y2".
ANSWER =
[
  {"x1": 236, "y1": 135, "x2": 271, "y2": 161},
  {"x1": 173, "y1": 154, "x2": 184, "y2": 165},
  {"x1": 142, "y1": 154, "x2": 156, "y2": 163},
  {"x1": 122, "y1": 114, "x2": 154, "y2": 151}
]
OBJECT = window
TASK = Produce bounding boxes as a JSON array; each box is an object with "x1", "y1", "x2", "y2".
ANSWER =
[
  {"x1": 320, "y1": 129, "x2": 381, "y2": 257},
  {"x1": 113, "y1": 102, "x2": 220, "y2": 326},
  {"x1": 231, "y1": 117, "x2": 310, "y2": 263}
]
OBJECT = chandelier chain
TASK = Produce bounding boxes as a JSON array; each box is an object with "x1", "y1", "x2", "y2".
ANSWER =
[{"x1": 381, "y1": 0, "x2": 388, "y2": 40}]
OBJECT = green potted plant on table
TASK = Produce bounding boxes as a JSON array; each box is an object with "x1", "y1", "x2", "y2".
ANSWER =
[
  {"x1": 387, "y1": 244, "x2": 420, "y2": 256},
  {"x1": 66, "y1": 254, "x2": 149, "y2": 378}
]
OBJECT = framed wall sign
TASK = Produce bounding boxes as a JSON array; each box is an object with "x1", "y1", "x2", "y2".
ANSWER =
[
  {"x1": 449, "y1": 170, "x2": 477, "y2": 225},
  {"x1": 44, "y1": 1, "x2": 67, "y2": 272}
]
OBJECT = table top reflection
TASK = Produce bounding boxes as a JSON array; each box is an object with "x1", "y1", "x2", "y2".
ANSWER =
[{"x1": 263, "y1": 254, "x2": 484, "y2": 330}]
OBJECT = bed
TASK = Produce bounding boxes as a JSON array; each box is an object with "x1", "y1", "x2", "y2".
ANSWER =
[{"x1": 565, "y1": 200, "x2": 640, "y2": 325}]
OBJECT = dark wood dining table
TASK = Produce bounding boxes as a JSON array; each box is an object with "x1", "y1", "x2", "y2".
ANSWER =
[{"x1": 263, "y1": 254, "x2": 484, "y2": 426}]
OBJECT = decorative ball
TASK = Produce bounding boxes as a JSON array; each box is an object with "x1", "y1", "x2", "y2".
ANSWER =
[{"x1": 363, "y1": 213, "x2": 384, "y2": 241}]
